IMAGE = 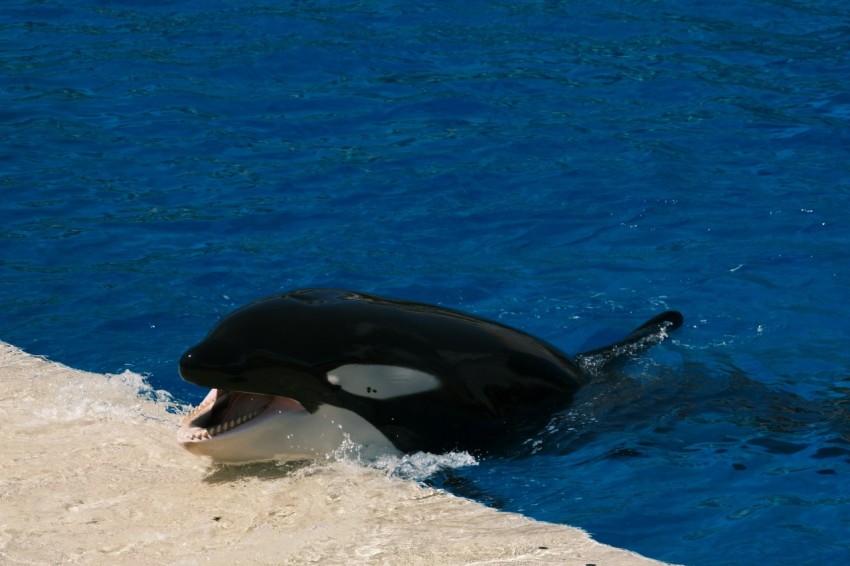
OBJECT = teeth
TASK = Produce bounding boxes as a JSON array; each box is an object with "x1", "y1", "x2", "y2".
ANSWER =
[
  {"x1": 182, "y1": 406, "x2": 268, "y2": 442},
  {"x1": 180, "y1": 395, "x2": 217, "y2": 426},
  {"x1": 181, "y1": 401, "x2": 269, "y2": 444},
  {"x1": 202, "y1": 410, "x2": 261, "y2": 438},
  {"x1": 188, "y1": 430, "x2": 211, "y2": 441}
]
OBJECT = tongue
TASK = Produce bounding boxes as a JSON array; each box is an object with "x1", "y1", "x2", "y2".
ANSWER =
[
  {"x1": 218, "y1": 392, "x2": 275, "y2": 422},
  {"x1": 266, "y1": 396, "x2": 308, "y2": 413},
  {"x1": 217, "y1": 391, "x2": 307, "y2": 422}
]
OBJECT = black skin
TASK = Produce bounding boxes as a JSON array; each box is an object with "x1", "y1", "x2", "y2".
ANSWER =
[{"x1": 179, "y1": 288, "x2": 683, "y2": 455}]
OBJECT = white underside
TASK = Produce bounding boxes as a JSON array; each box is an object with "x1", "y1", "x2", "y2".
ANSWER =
[{"x1": 181, "y1": 402, "x2": 400, "y2": 463}]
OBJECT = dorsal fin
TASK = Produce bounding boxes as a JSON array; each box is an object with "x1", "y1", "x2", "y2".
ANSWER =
[{"x1": 575, "y1": 310, "x2": 684, "y2": 374}]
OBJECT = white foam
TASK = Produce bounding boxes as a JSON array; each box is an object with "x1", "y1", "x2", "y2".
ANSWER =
[
  {"x1": 322, "y1": 430, "x2": 478, "y2": 481},
  {"x1": 26, "y1": 366, "x2": 179, "y2": 426},
  {"x1": 323, "y1": 430, "x2": 477, "y2": 481},
  {"x1": 370, "y1": 451, "x2": 478, "y2": 481}
]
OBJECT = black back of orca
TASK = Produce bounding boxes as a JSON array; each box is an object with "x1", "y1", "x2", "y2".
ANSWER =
[{"x1": 180, "y1": 288, "x2": 683, "y2": 455}]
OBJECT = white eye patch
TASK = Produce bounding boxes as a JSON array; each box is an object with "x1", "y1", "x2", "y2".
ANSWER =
[{"x1": 326, "y1": 364, "x2": 440, "y2": 400}]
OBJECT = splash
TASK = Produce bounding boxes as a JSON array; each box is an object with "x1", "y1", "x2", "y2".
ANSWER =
[
  {"x1": 325, "y1": 433, "x2": 478, "y2": 481},
  {"x1": 28, "y1": 367, "x2": 179, "y2": 426},
  {"x1": 370, "y1": 451, "x2": 479, "y2": 481}
]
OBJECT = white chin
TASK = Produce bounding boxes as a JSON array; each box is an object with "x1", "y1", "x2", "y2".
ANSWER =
[{"x1": 180, "y1": 404, "x2": 400, "y2": 464}]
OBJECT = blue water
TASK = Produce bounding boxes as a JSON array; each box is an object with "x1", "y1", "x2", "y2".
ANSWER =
[{"x1": 3, "y1": 0, "x2": 849, "y2": 563}]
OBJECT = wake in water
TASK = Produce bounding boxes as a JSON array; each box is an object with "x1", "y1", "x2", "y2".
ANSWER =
[{"x1": 550, "y1": 360, "x2": 850, "y2": 466}]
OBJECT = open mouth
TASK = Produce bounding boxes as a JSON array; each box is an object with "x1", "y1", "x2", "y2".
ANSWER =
[{"x1": 178, "y1": 389, "x2": 305, "y2": 443}]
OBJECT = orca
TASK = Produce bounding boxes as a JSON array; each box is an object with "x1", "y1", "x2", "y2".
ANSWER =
[{"x1": 178, "y1": 288, "x2": 683, "y2": 462}]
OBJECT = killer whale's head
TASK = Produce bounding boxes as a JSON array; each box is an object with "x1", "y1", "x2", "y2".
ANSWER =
[
  {"x1": 179, "y1": 289, "x2": 359, "y2": 406},
  {"x1": 177, "y1": 289, "x2": 439, "y2": 462}
]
